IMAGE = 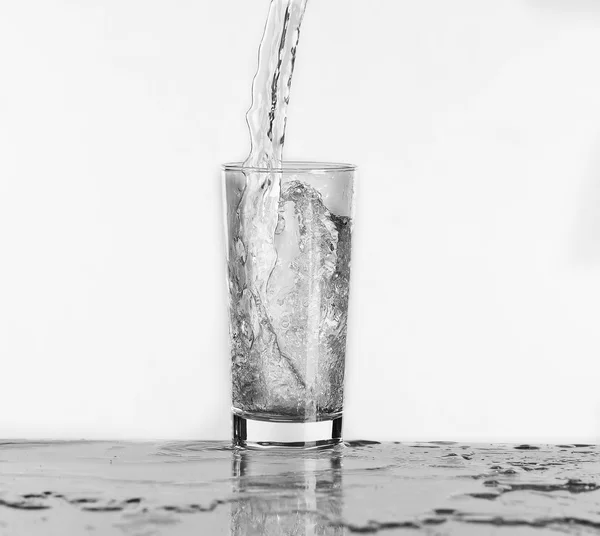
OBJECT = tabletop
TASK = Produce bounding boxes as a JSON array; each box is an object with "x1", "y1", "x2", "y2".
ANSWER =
[{"x1": 0, "y1": 440, "x2": 599, "y2": 535}]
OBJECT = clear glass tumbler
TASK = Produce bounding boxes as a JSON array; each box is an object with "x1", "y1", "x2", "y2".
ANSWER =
[{"x1": 222, "y1": 162, "x2": 355, "y2": 449}]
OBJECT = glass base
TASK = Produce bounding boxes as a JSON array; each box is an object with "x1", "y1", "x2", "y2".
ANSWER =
[{"x1": 232, "y1": 414, "x2": 343, "y2": 450}]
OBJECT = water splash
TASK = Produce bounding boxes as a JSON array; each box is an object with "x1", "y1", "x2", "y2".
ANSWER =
[
  {"x1": 226, "y1": 0, "x2": 351, "y2": 421},
  {"x1": 230, "y1": 0, "x2": 311, "y2": 416}
]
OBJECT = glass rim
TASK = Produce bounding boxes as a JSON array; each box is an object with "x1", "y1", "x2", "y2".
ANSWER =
[{"x1": 222, "y1": 161, "x2": 356, "y2": 173}]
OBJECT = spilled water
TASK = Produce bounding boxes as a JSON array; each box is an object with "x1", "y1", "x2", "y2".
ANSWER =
[{"x1": 2, "y1": 441, "x2": 599, "y2": 535}]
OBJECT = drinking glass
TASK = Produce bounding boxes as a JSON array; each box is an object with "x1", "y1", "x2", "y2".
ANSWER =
[{"x1": 222, "y1": 162, "x2": 355, "y2": 448}]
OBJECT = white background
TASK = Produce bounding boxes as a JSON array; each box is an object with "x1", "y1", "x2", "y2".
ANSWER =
[{"x1": 1, "y1": 0, "x2": 600, "y2": 443}]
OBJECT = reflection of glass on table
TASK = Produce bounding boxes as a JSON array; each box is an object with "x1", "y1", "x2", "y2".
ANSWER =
[{"x1": 230, "y1": 448, "x2": 344, "y2": 535}]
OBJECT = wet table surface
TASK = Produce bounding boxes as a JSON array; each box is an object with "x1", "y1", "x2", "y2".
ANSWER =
[{"x1": 0, "y1": 441, "x2": 599, "y2": 535}]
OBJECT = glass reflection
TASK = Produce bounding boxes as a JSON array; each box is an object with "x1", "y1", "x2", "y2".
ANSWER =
[{"x1": 230, "y1": 448, "x2": 344, "y2": 536}]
